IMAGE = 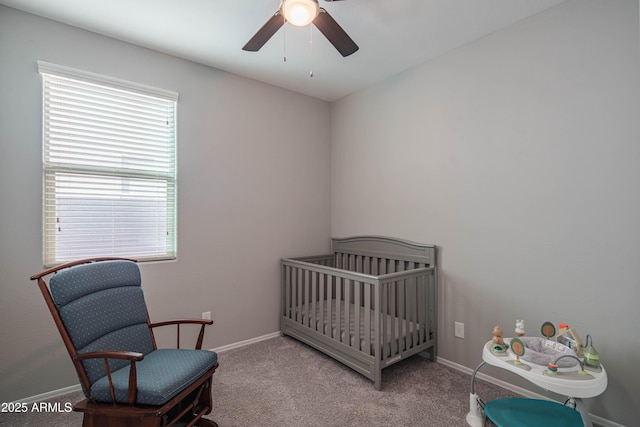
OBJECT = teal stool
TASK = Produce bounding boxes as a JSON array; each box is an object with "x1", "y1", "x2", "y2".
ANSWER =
[{"x1": 484, "y1": 398, "x2": 583, "y2": 427}]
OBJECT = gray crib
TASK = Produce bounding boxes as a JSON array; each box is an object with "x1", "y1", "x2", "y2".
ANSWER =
[{"x1": 281, "y1": 236, "x2": 437, "y2": 390}]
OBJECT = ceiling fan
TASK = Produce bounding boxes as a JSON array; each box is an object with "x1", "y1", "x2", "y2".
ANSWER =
[{"x1": 243, "y1": 0, "x2": 359, "y2": 57}]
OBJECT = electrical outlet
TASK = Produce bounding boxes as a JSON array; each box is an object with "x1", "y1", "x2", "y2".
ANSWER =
[
  {"x1": 455, "y1": 321, "x2": 464, "y2": 339},
  {"x1": 202, "y1": 311, "x2": 211, "y2": 321}
]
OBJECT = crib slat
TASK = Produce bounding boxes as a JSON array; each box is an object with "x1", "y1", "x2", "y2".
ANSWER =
[
  {"x1": 382, "y1": 256, "x2": 390, "y2": 357},
  {"x1": 397, "y1": 263, "x2": 405, "y2": 353},
  {"x1": 413, "y1": 266, "x2": 422, "y2": 346},
  {"x1": 327, "y1": 272, "x2": 333, "y2": 337},
  {"x1": 294, "y1": 267, "x2": 299, "y2": 320},
  {"x1": 430, "y1": 270, "x2": 436, "y2": 342},
  {"x1": 369, "y1": 259, "x2": 377, "y2": 309},
  {"x1": 294, "y1": 268, "x2": 299, "y2": 322},
  {"x1": 297, "y1": 267, "x2": 302, "y2": 321},
  {"x1": 416, "y1": 276, "x2": 427, "y2": 344},
  {"x1": 319, "y1": 273, "x2": 325, "y2": 333},
  {"x1": 284, "y1": 265, "x2": 291, "y2": 319},
  {"x1": 290, "y1": 267, "x2": 295, "y2": 321},
  {"x1": 389, "y1": 280, "x2": 397, "y2": 355},
  {"x1": 415, "y1": 276, "x2": 419, "y2": 335},
  {"x1": 403, "y1": 276, "x2": 409, "y2": 350},
  {"x1": 420, "y1": 273, "x2": 425, "y2": 344},
  {"x1": 388, "y1": 259, "x2": 396, "y2": 274},
  {"x1": 344, "y1": 278, "x2": 351, "y2": 345},
  {"x1": 404, "y1": 263, "x2": 412, "y2": 351},
  {"x1": 410, "y1": 273, "x2": 417, "y2": 348},
  {"x1": 304, "y1": 269, "x2": 310, "y2": 326},
  {"x1": 311, "y1": 271, "x2": 317, "y2": 330},
  {"x1": 336, "y1": 276, "x2": 342, "y2": 340},
  {"x1": 296, "y1": 267, "x2": 300, "y2": 322},
  {"x1": 381, "y1": 282, "x2": 388, "y2": 361},
  {"x1": 354, "y1": 281, "x2": 361, "y2": 350},
  {"x1": 375, "y1": 282, "x2": 382, "y2": 364},
  {"x1": 364, "y1": 282, "x2": 371, "y2": 355},
  {"x1": 396, "y1": 261, "x2": 406, "y2": 319},
  {"x1": 417, "y1": 265, "x2": 424, "y2": 345},
  {"x1": 409, "y1": 264, "x2": 416, "y2": 347}
]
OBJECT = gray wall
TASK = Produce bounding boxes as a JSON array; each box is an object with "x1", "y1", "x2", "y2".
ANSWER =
[
  {"x1": 0, "y1": 6, "x2": 331, "y2": 402},
  {"x1": 331, "y1": 1, "x2": 639, "y2": 426}
]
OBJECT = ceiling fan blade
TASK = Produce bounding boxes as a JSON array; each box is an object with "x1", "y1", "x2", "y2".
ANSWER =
[
  {"x1": 243, "y1": 11, "x2": 285, "y2": 52},
  {"x1": 313, "y1": 8, "x2": 359, "y2": 57}
]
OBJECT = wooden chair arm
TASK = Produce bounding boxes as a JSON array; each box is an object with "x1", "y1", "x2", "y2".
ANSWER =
[
  {"x1": 149, "y1": 319, "x2": 214, "y2": 350},
  {"x1": 75, "y1": 350, "x2": 145, "y2": 362},
  {"x1": 75, "y1": 350, "x2": 144, "y2": 405},
  {"x1": 149, "y1": 319, "x2": 214, "y2": 328}
]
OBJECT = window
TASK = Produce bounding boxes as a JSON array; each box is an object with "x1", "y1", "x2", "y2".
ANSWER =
[{"x1": 39, "y1": 61, "x2": 178, "y2": 266}]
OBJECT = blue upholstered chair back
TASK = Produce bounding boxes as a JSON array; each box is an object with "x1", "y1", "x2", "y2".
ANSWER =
[{"x1": 49, "y1": 260, "x2": 155, "y2": 385}]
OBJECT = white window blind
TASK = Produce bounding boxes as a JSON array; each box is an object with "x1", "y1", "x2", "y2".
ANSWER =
[{"x1": 39, "y1": 61, "x2": 178, "y2": 266}]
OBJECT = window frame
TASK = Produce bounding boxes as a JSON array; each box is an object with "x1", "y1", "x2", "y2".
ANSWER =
[{"x1": 38, "y1": 61, "x2": 178, "y2": 266}]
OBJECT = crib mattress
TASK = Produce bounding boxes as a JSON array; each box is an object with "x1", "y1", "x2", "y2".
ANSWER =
[{"x1": 293, "y1": 299, "x2": 424, "y2": 358}]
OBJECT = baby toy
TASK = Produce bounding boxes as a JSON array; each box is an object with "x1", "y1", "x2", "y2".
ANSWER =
[
  {"x1": 583, "y1": 334, "x2": 601, "y2": 370},
  {"x1": 509, "y1": 337, "x2": 526, "y2": 367},
  {"x1": 491, "y1": 325, "x2": 506, "y2": 353},
  {"x1": 541, "y1": 321, "x2": 556, "y2": 340},
  {"x1": 515, "y1": 319, "x2": 525, "y2": 337},
  {"x1": 556, "y1": 323, "x2": 584, "y2": 357}
]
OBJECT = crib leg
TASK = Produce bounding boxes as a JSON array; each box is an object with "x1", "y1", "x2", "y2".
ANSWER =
[
  {"x1": 428, "y1": 346, "x2": 436, "y2": 361},
  {"x1": 374, "y1": 372, "x2": 382, "y2": 391},
  {"x1": 418, "y1": 347, "x2": 436, "y2": 361}
]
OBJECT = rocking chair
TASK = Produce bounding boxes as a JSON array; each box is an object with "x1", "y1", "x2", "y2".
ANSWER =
[{"x1": 31, "y1": 258, "x2": 219, "y2": 427}]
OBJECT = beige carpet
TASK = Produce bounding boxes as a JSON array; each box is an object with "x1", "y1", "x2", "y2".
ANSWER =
[{"x1": 1, "y1": 336, "x2": 520, "y2": 426}]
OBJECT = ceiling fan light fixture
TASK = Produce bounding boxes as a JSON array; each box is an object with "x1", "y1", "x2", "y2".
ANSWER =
[{"x1": 282, "y1": 0, "x2": 319, "y2": 27}]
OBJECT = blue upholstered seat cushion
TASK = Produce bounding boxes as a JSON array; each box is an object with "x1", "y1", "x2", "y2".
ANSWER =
[
  {"x1": 91, "y1": 349, "x2": 218, "y2": 405},
  {"x1": 484, "y1": 398, "x2": 582, "y2": 427}
]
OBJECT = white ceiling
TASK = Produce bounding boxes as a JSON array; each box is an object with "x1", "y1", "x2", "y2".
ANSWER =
[{"x1": 0, "y1": 0, "x2": 566, "y2": 101}]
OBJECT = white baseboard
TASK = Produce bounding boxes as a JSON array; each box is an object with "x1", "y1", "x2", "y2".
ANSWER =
[
  {"x1": 15, "y1": 384, "x2": 82, "y2": 404},
  {"x1": 437, "y1": 357, "x2": 543, "y2": 399},
  {"x1": 437, "y1": 357, "x2": 624, "y2": 427},
  {"x1": 210, "y1": 331, "x2": 281, "y2": 353}
]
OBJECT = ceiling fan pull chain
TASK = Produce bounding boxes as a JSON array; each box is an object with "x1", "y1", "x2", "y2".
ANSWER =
[
  {"x1": 309, "y1": 24, "x2": 314, "y2": 77},
  {"x1": 283, "y1": 14, "x2": 287, "y2": 62}
]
